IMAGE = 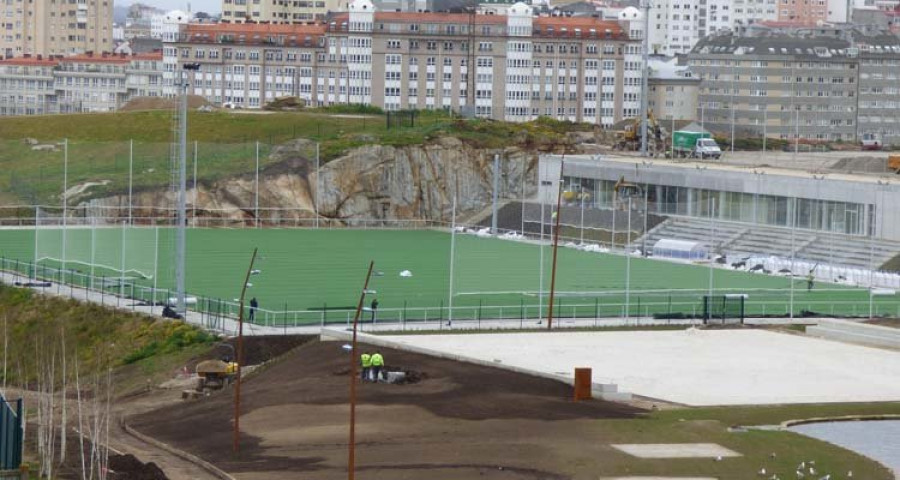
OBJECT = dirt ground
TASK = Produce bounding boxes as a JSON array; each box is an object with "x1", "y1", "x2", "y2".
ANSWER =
[
  {"x1": 132, "y1": 340, "x2": 643, "y2": 480},
  {"x1": 865, "y1": 318, "x2": 900, "y2": 329}
]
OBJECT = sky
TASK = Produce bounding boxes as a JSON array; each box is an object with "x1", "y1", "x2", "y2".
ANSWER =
[{"x1": 121, "y1": 0, "x2": 221, "y2": 15}]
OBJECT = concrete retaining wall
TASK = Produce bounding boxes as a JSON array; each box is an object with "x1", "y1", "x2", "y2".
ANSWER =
[
  {"x1": 807, "y1": 319, "x2": 900, "y2": 349},
  {"x1": 321, "y1": 328, "x2": 632, "y2": 401}
]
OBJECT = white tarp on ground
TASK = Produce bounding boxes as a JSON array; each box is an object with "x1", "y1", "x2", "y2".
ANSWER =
[{"x1": 379, "y1": 330, "x2": 900, "y2": 406}]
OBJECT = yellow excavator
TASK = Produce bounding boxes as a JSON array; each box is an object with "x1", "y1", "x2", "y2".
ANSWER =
[{"x1": 613, "y1": 111, "x2": 665, "y2": 153}]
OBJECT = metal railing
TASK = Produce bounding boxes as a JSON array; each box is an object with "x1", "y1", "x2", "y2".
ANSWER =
[{"x1": 4, "y1": 255, "x2": 900, "y2": 333}]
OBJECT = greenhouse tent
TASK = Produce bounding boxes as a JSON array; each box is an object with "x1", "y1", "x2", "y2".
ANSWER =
[{"x1": 652, "y1": 239, "x2": 708, "y2": 260}]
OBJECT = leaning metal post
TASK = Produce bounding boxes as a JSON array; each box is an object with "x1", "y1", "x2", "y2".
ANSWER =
[{"x1": 348, "y1": 260, "x2": 375, "y2": 480}]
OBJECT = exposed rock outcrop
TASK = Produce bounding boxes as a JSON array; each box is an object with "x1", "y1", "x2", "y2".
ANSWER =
[{"x1": 83, "y1": 138, "x2": 539, "y2": 225}]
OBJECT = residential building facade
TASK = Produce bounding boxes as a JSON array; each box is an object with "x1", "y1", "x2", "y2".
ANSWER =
[
  {"x1": 0, "y1": 52, "x2": 163, "y2": 115},
  {"x1": 221, "y1": 0, "x2": 343, "y2": 24},
  {"x1": 645, "y1": 0, "x2": 777, "y2": 55},
  {"x1": 0, "y1": 0, "x2": 113, "y2": 59},
  {"x1": 168, "y1": 0, "x2": 638, "y2": 125},
  {"x1": 688, "y1": 27, "x2": 900, "y2": 145},
  {"x1": 647, "y1": 56, "x2": 699, "y2": 120}
]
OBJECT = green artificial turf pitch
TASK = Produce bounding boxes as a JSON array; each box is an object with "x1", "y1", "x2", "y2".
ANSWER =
[{"x1": 0, "y1": 227, "x2": 894, "y2": 324}]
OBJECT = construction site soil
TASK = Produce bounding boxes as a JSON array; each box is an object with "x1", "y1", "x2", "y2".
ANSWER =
[
  {"x1": 107, "y1": 453, "x2": 169, "y2": 480},
  {"x1": 189, "y1": 335, "x2": 313, "y2": 368},
  {"x1": 133, "y1": 340, "x2": 643, "y2": 480}
]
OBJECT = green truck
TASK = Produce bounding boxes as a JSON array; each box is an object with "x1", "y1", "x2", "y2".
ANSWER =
[{"x1": 671, "y1": 131, "x2": 722, "y2": 159}]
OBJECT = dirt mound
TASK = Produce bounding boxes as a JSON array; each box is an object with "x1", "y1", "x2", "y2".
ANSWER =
[
  {"x1": 120, "y1": 95, "x2": 212, "y2": 112},
  {"x1": 186, "y1": 335, "x2": 314, "y2": 371},
  {"x1": 133, "y1": 340, "x2": 643, "y2": 476},
  {"x1": 108, "y1": 454, "x2": 168, "y2": 480}
]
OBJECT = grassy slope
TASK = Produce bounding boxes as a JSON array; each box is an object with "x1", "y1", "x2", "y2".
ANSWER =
[
  {"x1": 0, "y1": 282, "x2": 217, "y2": 391},
  {"x1": 0, "y1": 110, "x2": 586, "y2": 204}
]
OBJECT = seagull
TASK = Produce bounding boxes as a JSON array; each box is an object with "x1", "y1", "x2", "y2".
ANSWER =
[
  {"x1": 770, "y1": 452, "x2": 778, "y2": 459},
  {"x1": 715, "y1": 456, "x2": 723, "y2": 462},
  {"x1": 796, "y1": 471, "x2": 804, "y2": 479},
  {"x1": 808, "y1": 467, "x2": 816, "y2": 475},
  {"x1": 799, "y1": 462, "x2": 806, "y2": 470},
  {"x1": 818, "y1": 475, "x2": 830, "y2": 480},
  {"x1": 847, "y1": 471, "x2": 852, "y2": 478},
  {"x1": 759, "y1": 468, "x2": 767, "y2": 476}
]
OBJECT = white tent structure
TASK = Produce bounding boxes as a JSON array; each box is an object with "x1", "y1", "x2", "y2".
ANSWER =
[{"x1": 652, "y1": 239, "x2": 708, "y2": 260}]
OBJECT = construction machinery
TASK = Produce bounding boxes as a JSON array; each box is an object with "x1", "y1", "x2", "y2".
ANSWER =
[
  {"x1": 195, "y1": 359, "x2": 238, "y2": 392},
  {"x1": 889, "y1": 155, "x2": 900, "y2": 173},
  {"x1": 613, "y1": 111, "x2": 665, "y2": 153}
]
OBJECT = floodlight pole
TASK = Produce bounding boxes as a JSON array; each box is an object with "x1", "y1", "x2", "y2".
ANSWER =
[
  {"x1": 62, "y1": 138, "x2": 68, "y2": 277},
  {"x1": 233, "y1": 246, "x2": 259, "y2": 454},
  {"x1": 448, "y1": 196, "x2": 457, "y2": 326},
  {"x1": 176, "y1": 63, "x2": 200, "y2": 316},
  {"x1": 348, "y1": 260, "x2": 376, "y2": 480},
  {"x1": 547, "y1": 160, "x2": 565, "y2": 329},
  {"x1": 639, "y1": 0, "x2": 650, "y2": 157},
  {"x1": 129, "y1": 139, "x2": 133, "y2": 226},
  {"x1": 315, "y1": 142, "x2": 320, "y2": 229}
]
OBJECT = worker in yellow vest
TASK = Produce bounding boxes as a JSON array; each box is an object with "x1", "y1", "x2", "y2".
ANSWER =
[
  {"x1": 360, "y1": 353, "x2": 372, "y2": 382},
  {"x1": 370, "y1": 352, "x2": 384, "y2": 382}
]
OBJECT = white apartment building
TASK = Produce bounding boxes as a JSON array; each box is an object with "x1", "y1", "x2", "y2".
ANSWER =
[
  {"x1": 167, "y1": 1, "x2": 639, "y2": 125},
  {"x1": 221, "y1": 0, "x2": 343, "y2": 24},
  {"x1": 639, "y1": 0, "x2": 777, "y2": 55},
  {"x1": 0, "y1": 52, "x2": 164, "y2": 115},
  {"x1": 162, "y1": 11, "x2": 193, "y2": 97}
]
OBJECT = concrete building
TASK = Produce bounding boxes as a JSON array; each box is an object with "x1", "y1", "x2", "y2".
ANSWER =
[
  {"x1": 0, "y1": 52, "x2": 163, "y2": 115},
  {"x1": 221, "y1": 0, "x2": 343, "y2": 23},
  {"x1": 168, "y1": 1, "x2": 638, "y2": 125},
  {"x1": 776, "y1": 0, "x2": 828, "y2": 22},
  {"x1": 688, "y1": 26, "x2": 900, "y2": 145},
  {"x1": 0, "y1": 0, "x2": 113, "y2": 59},
  {"x1": 541, "y1": 155, "x2": 900, "y2": 243},
  {"x1": 0, "y1": 57, "x2": 59, "y2": 115},
  {"x1": 162, "y1": 11, "x2": 193, "y2": 97},
  {"x1": 647, "y1": 56, "x2": 699, "y2": 120},
  {"x1": 641, "y1": 0, "x2": 777, "y2": 56}
]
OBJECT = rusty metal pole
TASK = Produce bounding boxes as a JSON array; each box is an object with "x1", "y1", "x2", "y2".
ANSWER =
[
  {"x1": 547, "y1": 159, "x2": 565, "y2": 329},
  {"x1": 349, "y1": 260, "x2": 375, "y2": 480},
  {"x1": 233, "y1": 247, "x2": 258, "y2": 455}
]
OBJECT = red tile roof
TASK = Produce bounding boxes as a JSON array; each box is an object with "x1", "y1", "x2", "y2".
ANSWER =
[{"x1": 0, "y1": 57, "x2": 58, "y2": 66}]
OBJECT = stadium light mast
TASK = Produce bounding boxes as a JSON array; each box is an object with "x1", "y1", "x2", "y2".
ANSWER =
[
  {"x1": 639, "y1": 0, "x2": 651, "y2": 157},
  {"x1": 176, "y1": 62, "x2": 200, "y2": 316}
]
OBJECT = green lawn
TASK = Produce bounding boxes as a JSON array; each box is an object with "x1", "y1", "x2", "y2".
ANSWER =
[
  {"x1": 586, "y1": 402, "x2": 900, "y2": 479},
  {"x1": 1, "y1": 227, "x2": 895, "y2": 324}
]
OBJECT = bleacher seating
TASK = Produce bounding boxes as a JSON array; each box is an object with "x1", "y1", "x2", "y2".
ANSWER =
[{"x1": 639, "y1": 217, "x2": 900, "y2": 271}]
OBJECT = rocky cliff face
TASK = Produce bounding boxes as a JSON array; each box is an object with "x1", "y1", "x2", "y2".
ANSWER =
[{"x1": 83, "y1": 137, "x2": 539, "y2": 225}]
